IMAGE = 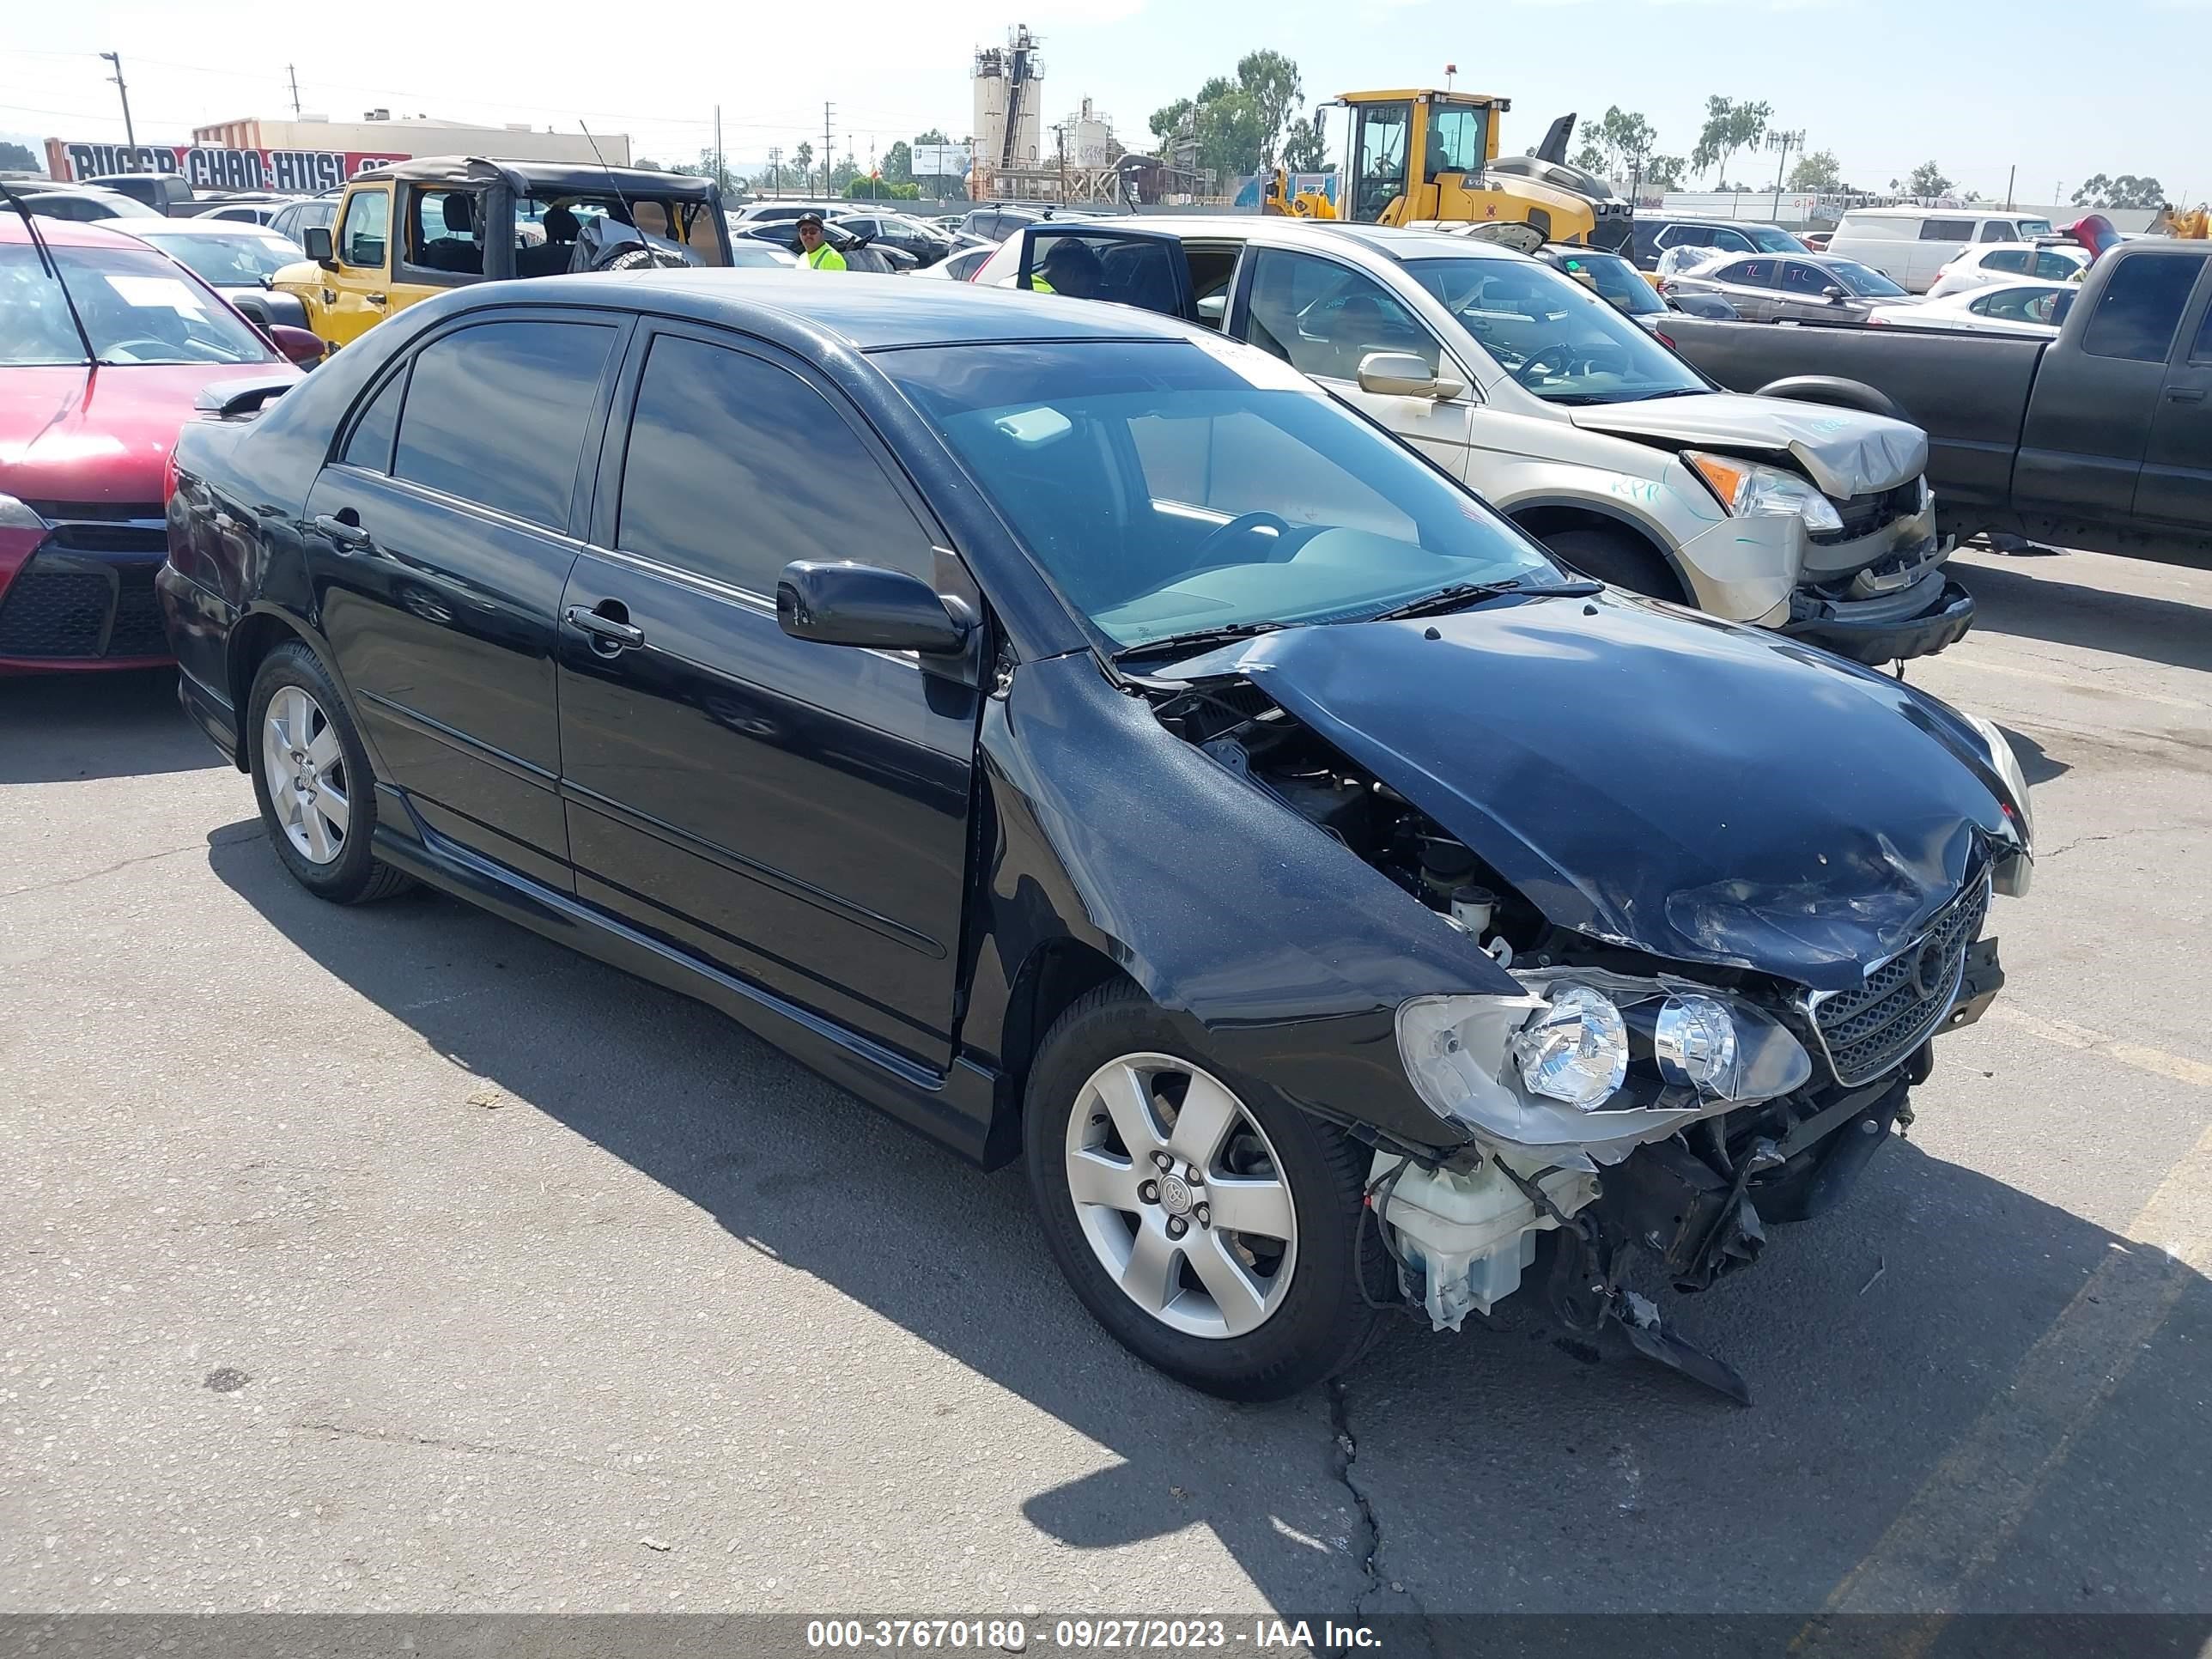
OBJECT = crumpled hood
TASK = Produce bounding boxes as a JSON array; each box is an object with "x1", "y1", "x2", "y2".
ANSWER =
[
  {"x1": 1567, "y1": 392, "x2": 1927, "y2": 497},
  {"x1": 1187, "y1": 592, "x2": 2007, "y2": 992}
]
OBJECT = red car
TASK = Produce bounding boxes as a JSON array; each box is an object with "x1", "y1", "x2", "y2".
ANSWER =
[{"x1": 1, "y1": 214, "x2": 313, "y2": 673}]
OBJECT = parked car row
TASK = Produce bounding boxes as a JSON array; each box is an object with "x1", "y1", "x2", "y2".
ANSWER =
[{"x1": 151, "y1": 268, "x2": 2033, "y2": 1404}]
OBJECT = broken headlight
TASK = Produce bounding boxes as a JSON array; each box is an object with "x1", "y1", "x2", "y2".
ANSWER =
[
  {"x1": 1510, "y1": 983, "x2": 1628, "y2": 1109},
  {"x1": 1684, "y1": 451, "x2": 1845, "y2": 534}
]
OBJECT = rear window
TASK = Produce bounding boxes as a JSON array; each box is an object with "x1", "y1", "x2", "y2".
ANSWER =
[{"x1": 2081, "y1": 254, "x2": 2207, "y2": 362}]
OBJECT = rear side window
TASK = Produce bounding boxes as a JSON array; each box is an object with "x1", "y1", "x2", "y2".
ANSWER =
[
  {"x1": 1981, "y1": 249, "x2": 2027, "y2": 275},
  {"x1": 1919, "y1": 219, "x2": 1975, "y2": 242},
  {"x1": 1027, "y1": 229, "x2": 1185, "y2": 315},
  {"x1": 1723, "y1": 258, "x2": 1777, "y2": 287},
  {"x1": 2081, "y1": 255, "x2": 2208, "y2": 362},
  {"x1": 1978, "y1": 222, "x2": 2015, "y2": 242},
  {"x1": 393, "y1": 319, "x2": 617, "y2": 526},
  {"x1": 615, "y1": 334, "x2": 936, "y2": 593},
  {"x1": 341, "y1": 369, "x2": 406, "y2": 472}
]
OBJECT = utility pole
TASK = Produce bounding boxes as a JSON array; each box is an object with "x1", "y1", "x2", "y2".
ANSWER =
[
  {"x1": 823, "y1": 102, "x2": 835, "y2": 198},
  {"x1": 99, "y1": 52, "x2": 137, "y2": 156},
  {"x1": 287, "y1": 64, "x2": 302, "y2": 119},
  {"x1": 2003, "y1": 164, "x2": 2014, "y2": 211},
  {"x1": 1054, "y1": 122, "x2": 1067, "y2": 204},
  {"x1": 714, "y1": 105, "x2": 725, "y2": 194},
  {"x1": 1765, "y1": 127, "x2": 1804, "y2": 223}
]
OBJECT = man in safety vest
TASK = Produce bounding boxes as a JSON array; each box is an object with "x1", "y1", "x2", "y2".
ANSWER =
[
  {"x1": 796, "y1": 215, "x2": 847, "y2": 270},
  {"x1": 1028, "y1": 237, "x2": 1101, "y2": 296}
]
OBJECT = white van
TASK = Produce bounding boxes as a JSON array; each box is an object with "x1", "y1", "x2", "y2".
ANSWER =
[{"x1": 1826, "y1": 206, "x2": 2058, "y2": 293}]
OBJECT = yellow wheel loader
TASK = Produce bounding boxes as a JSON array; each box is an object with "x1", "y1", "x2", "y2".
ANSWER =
[{"x1": 1318, "y1": 89, "x2": 1633, "y2": 252}]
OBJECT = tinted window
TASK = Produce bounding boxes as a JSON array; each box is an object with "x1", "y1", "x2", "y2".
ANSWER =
[
  {"x1": 1827, "y1": 258, "x2": 1908, "y2": 298},
  {"x1": 393, "y1": 319, "x2": 616, "y2": 526},
  {"x1": 1747, "y1": 226, "x2": 1808, "y2": 253},
  {"x1": 1712, "y1": 228, "x2": 1755, "y2": 253},
  {"x1": 1722, "y1": 258, "x2": 1778, "y2": 287},
  {"x1": 617, "y1": 334, "x2": 935, "y2": 593},
  {"x1": 1978, "y1": 222, "x2": 2015, "y2": 242},
  {"x1": 1660, "y1": 225, "x2": 1712, "y2": 248},
  {"x1": 2081, "y1": 254, "x2": 2207, "y2": 362},
  {"x1": 339, "y1": 187, "x2": 389, "y2": 268},
  {"x1": 1027, "y1": 229, "x2": 1184, "y2": 315},
  {"x1": 1243, "y1": 248, "x2": 1440, "y2": 380},
  {"x1": 1780, "y1": 261, "x2": 1832, "y2": 295},
  {"x1": 1919, "y1": 219, "x2": 1975, "y2": 241},
  {"x1": 342, "y1": 369, "x2": 406, "y2": 471},
  {"x1": 1981, "y1": 249, "x2": 2027, "y2": 274},
  {"x1": 2033, "y1": 249, "x2": 2084, "y2": 281}
]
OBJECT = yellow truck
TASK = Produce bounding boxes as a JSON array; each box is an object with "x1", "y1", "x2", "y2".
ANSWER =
[{"x1": 275, "y1": 156, "x2": 733, "y2": 348}]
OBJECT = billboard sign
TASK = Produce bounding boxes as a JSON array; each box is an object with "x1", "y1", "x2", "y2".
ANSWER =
[
  {"x1": 47, "y1": 141, "x2": 411, "y2": 193},
  {"x1": 911, "y1": 143, "x2": 970, "y2": 180}
]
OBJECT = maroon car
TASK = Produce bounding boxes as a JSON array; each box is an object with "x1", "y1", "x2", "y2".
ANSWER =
[{"x1": 0, "y1": 214, "x2": 311, "y2": 674}]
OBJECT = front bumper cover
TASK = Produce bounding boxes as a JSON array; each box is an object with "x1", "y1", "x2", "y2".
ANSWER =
[{"x1": 1784, "y1": 574, "x2": 1976, "y2": 667}]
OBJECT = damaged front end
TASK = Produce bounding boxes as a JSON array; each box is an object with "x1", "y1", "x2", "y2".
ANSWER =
[{"x1": 1146, "y1": 602, "x2": 2029, "y2": 1401}]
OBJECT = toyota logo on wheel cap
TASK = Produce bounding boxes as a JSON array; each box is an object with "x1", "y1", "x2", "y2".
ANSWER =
[{"x1": 1158, "y1": 1174, "x2": 1194, "y2": 1216}]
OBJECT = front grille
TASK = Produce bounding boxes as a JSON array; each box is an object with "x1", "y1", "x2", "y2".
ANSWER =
[
  {"x1": 49, "y1": 520, "x2": 168, "y2": 556},
  {"x1": 1807, "y1": 877, "x2": 1990, "y2": 1085},
  {"x1": 0, "y1": 556, "x2": 169, "y2": 660},
  {"x1": 1815, "y1": 478, "x2": 1924, "y2": 544}
]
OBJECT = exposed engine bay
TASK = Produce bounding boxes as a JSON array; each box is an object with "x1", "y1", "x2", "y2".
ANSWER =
[{"x1": 1152, "y1": 676, "x2": 2011, "y2": 1402}]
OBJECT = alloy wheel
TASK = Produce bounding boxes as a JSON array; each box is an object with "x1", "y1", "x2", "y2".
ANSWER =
[
  {"x1": 262, "y1": 684, "x2": 349, "y2": 866},
  {"x1": 1063, "y1": 1053, "x2": 1298, "y2": 1339}
]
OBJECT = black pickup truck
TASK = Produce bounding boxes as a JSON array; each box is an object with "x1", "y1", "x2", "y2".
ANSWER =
[{"x1": 1660, "y1": 240, "x2": 2212, "y2": 565}]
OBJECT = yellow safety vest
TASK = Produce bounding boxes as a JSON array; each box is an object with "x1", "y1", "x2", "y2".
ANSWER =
[
  {"x1": 1028, "y1": 274, "x2": 1054, "y2": 292},
  {"x1": 805, "y1": 244, "x2": 848, "y2": 271}
]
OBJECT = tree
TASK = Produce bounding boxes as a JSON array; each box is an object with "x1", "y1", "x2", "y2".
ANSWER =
[
  {"x1": 1596, "y1": 106, "x2": 1658, "y2": 183},
  {"x1": 1908, "y1": 159, "x2": 1952, "y2": 198},
  {"x1": 1690, "y1": 96, "x2": 1771, "y2": 186},
  {"x1": 2074, "y1": 172, "x2": 2166, "y2": 209},
  {"x1": 1574, "y1": 141, "x2": 1607, "y2": 174},
  {"x1": 1235, "y1": 49, "x2": 1303, "y2": 168},
  {"x1": 1644, "y1": 154, "x2": 1686, "y2": 191},
  {"x1": 634, "y1": 156, "x2": 662, "y2": 172},
  {"x1": 1789, "y1": 149, "x2": 1842, "y2": 191},
  {"x1": 882, "y1": 141, "x2": 914, "y2": 186},
  {"x1": 792, "y1": 140, "x2": 814, "y2": 187},
  {"x1": 1281, "y1": 112, "x2": 1329, "y2": 173}
]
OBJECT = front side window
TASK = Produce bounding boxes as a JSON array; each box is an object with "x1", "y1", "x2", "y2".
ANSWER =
[
  {"x1": 2081, "y1": 255, "x2": 2206, "y2": 362},
  {"x1": 338, "y1": 187, "x2": 389, "y2": 269},
  {"x1": 1408, "y1": 254, "x2": 1707, "y2": 403},
  {"x1": 1919, "y1": 218, "x2": 1976, "y2": 242},
  {"x1": 617, "y1": 335, "x2": 935, "y2": 594},
  {"x1": 392, "y1": 319, "x2": 617, "y2": 527},
  {"x1": 883, "y1": 339, "x2": 1554, "y2": 653},
  {"x1": 1350, "y1": 101, "x2": 1411, "y2": 222},
  {"x1": 1425, "y1": 104, "x2": 1488, "y2": 174},
  {"x1": 1825, "y1": 258, "x2": 1908, "y2": 298},
  {"x1": 1780, "y1": 261, "x2": 1832, "y2": 295},
  {"x1": 1243, "y1": 248, "x2": 1440, "y2": 381},
  {"x1": 0, "y1": 244, "x2": 276, "y2": 367}
]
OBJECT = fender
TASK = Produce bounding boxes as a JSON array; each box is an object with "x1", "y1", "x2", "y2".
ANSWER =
[{"x1": 1498, "y1": 490, "x2": 1698, "y2": 594}]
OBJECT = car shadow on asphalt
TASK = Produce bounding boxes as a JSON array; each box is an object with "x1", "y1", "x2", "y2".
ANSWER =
[
  {"x1": 207, "y1": 823, "x2": 2212, "y2": 1622},
  {"x1": 0, "y1": 668, "x2": 220, "y2": 784},
  {"x1": 1955, "y1": 558, "x2": 2212, "y2": 678}
]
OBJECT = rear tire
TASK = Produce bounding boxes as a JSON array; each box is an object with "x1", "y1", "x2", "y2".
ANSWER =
[
  {"x1": 246, "y1": 641, "x2": 412, "y2": 905},
  {"x1": 1023, "y1": 981, "x2": 1386, "y2": 1401},
  {"x1": 1541, "y1": 527, "x2": 1687, "y2": 603}
]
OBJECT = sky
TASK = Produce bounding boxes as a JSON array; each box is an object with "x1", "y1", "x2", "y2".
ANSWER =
[{"x1": 5, "y1": 0, "x2": 2205, "y2": 207}]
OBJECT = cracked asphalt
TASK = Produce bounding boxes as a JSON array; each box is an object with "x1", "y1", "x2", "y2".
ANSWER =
[{"x1": 3, "y1": 545, "x2": 2209, "y2": 1629}]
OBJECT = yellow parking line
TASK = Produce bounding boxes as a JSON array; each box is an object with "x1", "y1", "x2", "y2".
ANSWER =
[{"x1": 1792, "y1": 1019, "x2": 2212, "y2": 1654}]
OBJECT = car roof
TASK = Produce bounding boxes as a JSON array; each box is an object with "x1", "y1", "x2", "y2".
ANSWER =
[
  {"x1": 1843, "y1": 205, "x2": 2017, "y2": 219},
  {"x1": 495, "y1": 269, "x2": 1208, "y2": 350},
  {"x1": 0, "y1": 213, "x2": 142, "y2": 248},
  {"x1": 356, "y1": 155, "x2": 719, "y2": 199}
]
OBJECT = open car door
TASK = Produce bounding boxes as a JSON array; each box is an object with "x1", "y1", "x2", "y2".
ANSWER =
[{"x1": 1015, "y1": 222, "x2": 1196, "y2": 322}]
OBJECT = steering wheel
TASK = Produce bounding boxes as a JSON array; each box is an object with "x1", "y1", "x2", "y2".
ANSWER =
[
  {"x1": 1192, "y1": 510, "x2": 1295, "y2": 565},
  {"x1": 1510, "y1": 339, "x2": 1630, "y2": 386}
]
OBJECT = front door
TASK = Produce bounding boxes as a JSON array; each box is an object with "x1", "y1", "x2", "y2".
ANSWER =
[
  {"x1": 2135, "y1": 262, "x2": 2212, "y2": 536},
  {"x1": 556, "y1": 324, "x2": 980, "y2": 1071},
  {"x1": 1231, "y1": 245, "x2": 1475, "y2": 478},
  {"x1": 305, "y1": 310, "x2": 626, "y2": 888},
  {"x1": 318, "y1": 185, "x2": 394, "y2": 346},
  {"x1": 2017, "y1": 251, "x2": 2209, "y2": 526}
]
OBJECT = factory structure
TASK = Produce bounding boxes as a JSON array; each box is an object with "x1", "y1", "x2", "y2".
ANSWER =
[{"x1": 968, "y1": 27, "x2": 1137, "y2": 204}]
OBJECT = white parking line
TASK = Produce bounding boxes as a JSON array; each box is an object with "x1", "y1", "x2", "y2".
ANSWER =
[
  {"x1": 1986, "y1": 1003, "x2": 2212, "y2": 1088},
  {"x1": 1939, "y1": 653, "x2": 2209, "y2": 713}
]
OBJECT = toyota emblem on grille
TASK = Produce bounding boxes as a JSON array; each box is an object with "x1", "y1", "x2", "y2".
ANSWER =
[{"x1": 1910, "y1": 938, "x2": 1948, "y2": 999}]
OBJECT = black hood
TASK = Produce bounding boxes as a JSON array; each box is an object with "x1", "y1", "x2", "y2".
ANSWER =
[{"x1": 1174, "y1": 592, "x2": 2008, "y2": 993}]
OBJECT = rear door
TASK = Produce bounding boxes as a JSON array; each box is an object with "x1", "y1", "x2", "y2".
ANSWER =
[
  {"x1": 2017, "y1": 249, "x2": 2210, "y2": 527},
  {"x1": 2135, "y1": 259, "x2": 2212, "y2": 535},
  {"x1": 1015, "y1": 222, "x2": 1195, "y2": 318},
  {"x1": 555, "y1": 322, "x2": 981, "y2": 1070},
  {"x1": 305, "y1": 308, "x2": 627, "y2": 888},
  {"x1": 1230, "y1": 244, "x2": 1476, "y2": 479},
  {"x1": 1709, "y1": 257, "x2": 1780, "y2": 320}
]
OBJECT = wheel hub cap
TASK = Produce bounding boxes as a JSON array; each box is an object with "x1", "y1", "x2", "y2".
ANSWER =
[{"x1": 1158, "y1": 1172, "x2": 1196, "y2": 1216}]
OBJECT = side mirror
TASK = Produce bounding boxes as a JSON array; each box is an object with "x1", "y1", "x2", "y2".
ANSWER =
[
  {"x1": 777, "y1": 560, "x2": 970, "y2": 654},
  {"x1": 1822, "y1": 285, "x2": 1849, "y2": 301},
  {"x1": 302, "y1": 226, "x2": 335, "y2": 268},
  {"x1": 1358, "y1": 350, "x2": 1466, "y2": 401},
  {"x1": 270, "y1": 325, "x2": 326, "y2": 367}
]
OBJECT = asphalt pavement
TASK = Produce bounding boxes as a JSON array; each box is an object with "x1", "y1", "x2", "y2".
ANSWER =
[{"x1": 2, "y1": 545, "x2": 2208, "y2": 1633}]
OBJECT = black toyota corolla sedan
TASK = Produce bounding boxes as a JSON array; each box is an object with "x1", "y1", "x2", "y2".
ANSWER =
[{"x1": 158, "y1": 273, "x2": 2033, "y2": 1402}]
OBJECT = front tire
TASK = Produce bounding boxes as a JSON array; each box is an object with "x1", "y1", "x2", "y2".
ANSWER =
[
  {"x1": 1023, "y1": 982, "x2": 1385, "y2": 1401},
  {"x1": 246, "y1": 641, "x2": 411, "y2": 905}
]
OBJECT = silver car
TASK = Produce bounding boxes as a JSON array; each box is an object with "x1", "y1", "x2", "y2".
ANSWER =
[{"x1": 1664, "y1": 252, "x2": 1915, "y2": 324}]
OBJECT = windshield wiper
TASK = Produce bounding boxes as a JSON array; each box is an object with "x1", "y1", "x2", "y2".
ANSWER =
[
  {"x1": 1114, "y1": 619, "x2": 1303, "y2": 661},
  {"x1": 1364, "y1": 576, "x2": 1600, "y2": 622},
  {"x1": 1632, "y1": 386, "x2": 1710, "y2": 401}
]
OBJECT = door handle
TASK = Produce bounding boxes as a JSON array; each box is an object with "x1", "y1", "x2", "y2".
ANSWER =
[
  {"x1": 564, "y1": 603, "x2": 645, "y2": 652},
  {"x1": 364, "y1": 293, "x2": 387, "y2": 307},
  {"x1": 313, "y1": 513, "x2": 372, "y2": 550},
  {"x1": 2168, "y1": 387, "x2": 2207, "y2": 404}
]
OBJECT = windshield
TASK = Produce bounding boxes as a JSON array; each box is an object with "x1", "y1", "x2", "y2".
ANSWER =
[
  {"x1": 1826, "y1": 258, "x2": 1908, "y2": 298},
  {"x1": 1404, "y1": 256, "x2": 1706, "y2": 404},
  {"x1": 1747, "y1": 226, "x2": 1808, "y2": 253},
  {"x1": 0, "y1": 243, "x2": 276, "y2": 367},
  {"x1": 2018, "y1": 218, "x2": 2055, "y2": 237},
  {"x1": 1551, "y1": 251, "x2": 1664, "y2": 315},
  {"x1": 133, "y1": 228, "x2": 300, "y2": 285},
  {"x1": 883, "y1": 339, "x2": 1555, "y2": 652}
]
